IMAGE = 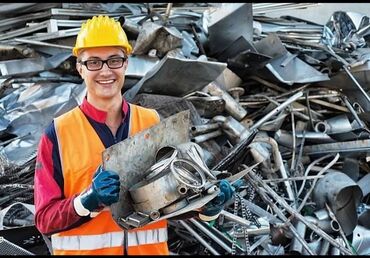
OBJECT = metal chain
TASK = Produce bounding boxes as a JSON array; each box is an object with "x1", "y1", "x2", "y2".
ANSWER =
[
  {"x1": 231, "y1": 191, "x2": 239, "y2": 255},
  {"x1": 231, "y1": 168, "x2": 261, "y2": 255},
  {"x1": 245, "y1": 184, "x2": 261, "y2": 228},
  {"x1": 239, "y1": 193, "x2": 251, "y2": 255}
]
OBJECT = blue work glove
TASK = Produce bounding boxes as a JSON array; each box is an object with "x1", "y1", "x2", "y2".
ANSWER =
[
  {"x1": 199, "y1": 179, "x2": 235, "y2": 221},
  {"x1": 74, "y1": 165, "x2": 120, "y2": 217}
]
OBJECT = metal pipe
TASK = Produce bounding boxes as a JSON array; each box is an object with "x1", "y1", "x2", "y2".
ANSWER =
[
  {"x1": 290, "y1": 219, "x2": 307, "y2": 254},
  {"x1": 245, "y1": 172, "x2": 315, "y2": 255},
  {"x1": 253, "y1": 135, "x2": 296, "y2": 207},
  {"x1": 164, "y1": 3, "x2": 173, "y2": 22},
  {"x1": 246, "y1": 169, "x2": 353, "y2": 255},
  {"x1": 220, "y1": 210, "x2": 251, "y2": 227},
  {"x1": 205, "y1": 82, "x2": 247, "y2": 121},
  {"x1": 191, "y1": 129, "x2": 223, "y2": 143},
  {"x1": 179, "y1": 220, "x2": 220, "y2": 255},
  {"x1": 241, "y1": 198, "x2": 282, "y2": 224},
  {"x1": 297, "y1": 153, "x2": 340, "y2": 212},
  {"x1": 326, "y1": 45, "x2": 370, "y2": 105},
  {"x1": 342, "y1": 65, "x2": 370, "y2": 105},
  {"x1": 319, "y1": 239, "x2": 331, "y2": 255},
  {"x1": 189, "y1": 218, "x2": 233, "y2": 253},
  {"x1": 250, "y1": 91, "x2": 303, "y2": 131},
  {"x1": 191, "y1": 123, "x2": 220, "y2": 135},
  {"x1": 342, "y1": 95, "x2": 365, "y2": 129}
]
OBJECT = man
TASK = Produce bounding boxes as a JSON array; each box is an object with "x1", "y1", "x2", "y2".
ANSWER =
[{"x1": 34, "y1": 15, "x2": 233, "y2": 255}]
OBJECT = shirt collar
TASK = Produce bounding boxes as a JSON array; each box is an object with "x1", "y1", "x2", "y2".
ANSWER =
[{"x1": 80, "y1": 96, "x2": 129, "y2": 123}]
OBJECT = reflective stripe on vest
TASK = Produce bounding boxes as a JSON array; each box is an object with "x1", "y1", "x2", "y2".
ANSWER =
[
  {"x1": 127, "y1": 227, "x2": 167, "y2": 247},
  {"x1": 52, "y1": 227, "x2": 168, "y2": 251},
  {"x1": 51, "y1": 231, "x2": 124, "y2": 251}
]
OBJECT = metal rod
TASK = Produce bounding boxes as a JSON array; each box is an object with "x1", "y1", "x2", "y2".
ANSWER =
[
  {"x1": 191, "y1": 123, "x2": 220, "y2": 135},
  {"x1": 246, "y1": 169, "x2": 353, "y2": 255},
  {"x1": 263, "y1": 175, "x2": 325, "y2": 183},
  {"x1": 164, "y1": 3, "x2": 173, "y2": 23},
  {"x1": 191, "y1": 129, "x2": 223, "y2": 143},
  {"x1": 250, "y1": 91, "x2": 303, "y2": 131},
  {"x1": 220, "y1": 210, "x2": 251, "y2": 227},
  {"x1": 189, "y1": 218, "x2": 233, "y2": 253},
  {"x1": 15, "y1": 38, "x2": 73, "y2": 49},
  {"x1": 245, "y1": 171, "x2": 315, "y2": 255},
  {"x1": 342, "y1": 95, "x2": 365, "y2": 129},
  {"x1": 179, "y1": 220, "x2": 220, "y2": 255},
  {"x1": 342, "y1": 65, "x2": 370, "y2": 105}
]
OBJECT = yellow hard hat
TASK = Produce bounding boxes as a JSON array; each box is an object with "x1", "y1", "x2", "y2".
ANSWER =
[{"x1": 72, "y1": 15, "x2": 132, "y2": 57}]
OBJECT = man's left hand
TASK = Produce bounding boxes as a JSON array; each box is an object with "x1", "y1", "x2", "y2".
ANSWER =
[{"x1": 199, "y1": 179, "x2": 235, "y2": 221}]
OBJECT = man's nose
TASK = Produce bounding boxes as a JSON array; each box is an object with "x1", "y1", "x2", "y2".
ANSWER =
[{"x1": 100, "y1": 62, "x2": 112, "y2": 73}]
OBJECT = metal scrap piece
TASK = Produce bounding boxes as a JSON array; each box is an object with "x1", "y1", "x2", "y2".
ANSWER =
[
  {"x1": 103, "y1": 110, "x2": 191, "y2": 225},
  {"x1": 123, "y1": 55, "x2": 226, "y2": 101}
]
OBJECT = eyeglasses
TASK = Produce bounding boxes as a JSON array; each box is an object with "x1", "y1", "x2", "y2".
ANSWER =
[{"x1": 79, "y1": 57, "x2": 127, "y2": 71}]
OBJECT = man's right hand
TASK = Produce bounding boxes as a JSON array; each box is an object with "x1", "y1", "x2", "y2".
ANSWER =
[{"x1": 73, "y1": 165, "x2": 120, "y2": 217}]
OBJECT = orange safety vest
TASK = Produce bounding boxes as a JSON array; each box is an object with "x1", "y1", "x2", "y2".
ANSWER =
[{"x1": 51, "y1": 104, "x2": 169, "y2": 255}]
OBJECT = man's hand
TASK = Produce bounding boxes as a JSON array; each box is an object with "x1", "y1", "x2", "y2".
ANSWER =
[
  {"x1": 73, "y1": 165, "x2": 120, "y2": 217},
  {"x1": 199, "y1": 179, "x2": 235, "y2": 221}
]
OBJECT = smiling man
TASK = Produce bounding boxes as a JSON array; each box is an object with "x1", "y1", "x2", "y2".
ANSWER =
[{"x1": 33, "y1": 15, "x2": 168, "y2": 255}]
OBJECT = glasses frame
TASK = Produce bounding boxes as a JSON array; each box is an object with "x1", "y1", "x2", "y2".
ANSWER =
[{"x1": 79, "y1": 56, "x2": 127, "y2": 71}]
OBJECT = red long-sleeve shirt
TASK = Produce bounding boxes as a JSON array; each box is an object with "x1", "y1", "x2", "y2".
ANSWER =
[{"x1": 34, "y1": 97, "x2": 129, "y2": 235}]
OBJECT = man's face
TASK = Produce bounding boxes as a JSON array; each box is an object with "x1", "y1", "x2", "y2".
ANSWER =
[{"x1": 76, "y1": 46, "x2": 128, "y2": 102}]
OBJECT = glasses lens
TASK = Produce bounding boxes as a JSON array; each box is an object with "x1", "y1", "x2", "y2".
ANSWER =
[
  {"x1": 86, "y1": 60, "x2": 103, "y2": 71},
  {"x1": 107, "y1": 58, "x2": 125, "y2": 69}
]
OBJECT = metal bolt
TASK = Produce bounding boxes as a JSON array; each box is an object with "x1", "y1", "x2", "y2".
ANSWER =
[{"x1": 227, "y1": 87, "x2": 245, "y2": 102}]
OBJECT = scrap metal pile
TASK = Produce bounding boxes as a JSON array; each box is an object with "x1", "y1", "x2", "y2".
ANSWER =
[{"x1": 1, "y1": 2, "x2": 370, "y2": 255}]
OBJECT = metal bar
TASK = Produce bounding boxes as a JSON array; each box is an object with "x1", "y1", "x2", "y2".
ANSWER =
[
  {"x1": 246, "y1": 169, "x2": 353, "y2": 255},
  {"x1": 0, "y1": 20, "x2": 49, "y2": 41},
  {"x1": 304, "y1": 139, "x2": 370, "y2": 155},
  {"x1": 220, "y1": 210, "x2": 251, "y2": 227},
  {"x1": 14, "y1": 38, "x2": 72, "y2": 50},
  {"x1": 164, "y1": 3, "x2": 173, "y2": 23},
  {"x1": 250, "y1": 91, "x2": 303, "y2": 131},
  {"x1": 263, "y1": 175, "x2": 324, "y2": 183},
  {"x1": 179, "y1": 220, "x2": 221, "y2": 255},
  {"x1": 191, "y1": 129, "x2": 223, "y2": 143},
  {"x1": 342, "y1": 95, "x2": 365, "y2": 129},
  {"x1": 191, "y1": 123, "x2": 220, "y2": 135},
  {"x1": 189, "y1": 218, "x2": 233, "y2": 253},
  {"x1": 245, "y1": 170, "x2": 316, "y2": 255}
]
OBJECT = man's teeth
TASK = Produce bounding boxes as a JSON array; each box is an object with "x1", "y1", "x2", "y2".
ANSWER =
[{"x1": 98, "y1": 80, "x2": 114, "y2": 84}]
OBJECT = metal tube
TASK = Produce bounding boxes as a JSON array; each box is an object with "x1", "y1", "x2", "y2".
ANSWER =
[
  {"x1": 191, "y1": 129, "x2": 223, "y2": 143},
  {"x1": 342, "y1": 65, "x2": 370, "y2": 105},
  {"x1": 246, "y1": 169, "x2": 353, "y2": 255},
  {"x1": 290, "y1": 219, "x2": 307, "y2": 254},
  {"x1": 205, "y1": 82, "x2": 247, "y2": 121},
  {"x1": 179, "y1": 220, "x2": 220, "y2": 255},
  {"x1": 246, "y1": 173, "x2": 315, "y2": 255},
  {"x1": 164, "y1": 3, "x2": 173, "y2": 22},
  {"x1": 342, "y1": 95, "x2": 365, "y2": 129},
  {"x1": 319, "y1": 239, "x2": 331, "y2": 255},
  {"x1": 220, "y1": 210, "x2": 251, "y2": 227},
  {"x1": 189, "y1": 218, "x2": 233, "y2": 253},
  {"x1": 254, "y1": 136, "x2": 296, "y2": 207},
  {"x1": 250, "y1": 91, "x2": 303, "y2": 131},
  {"x1": 241, "y1": 198, "x2": 282, "y2": 224},
  {"x1": 191, "y1": 123, "x2": 220, "y2": 135}
]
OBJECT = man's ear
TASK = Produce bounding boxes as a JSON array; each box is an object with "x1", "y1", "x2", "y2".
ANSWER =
[
  {"x1": 123, "y1": 58, "x2": 129, "y2": 71},
  {"x1": 76, "y1": 62, "x2": 84, "y2": 78}
]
